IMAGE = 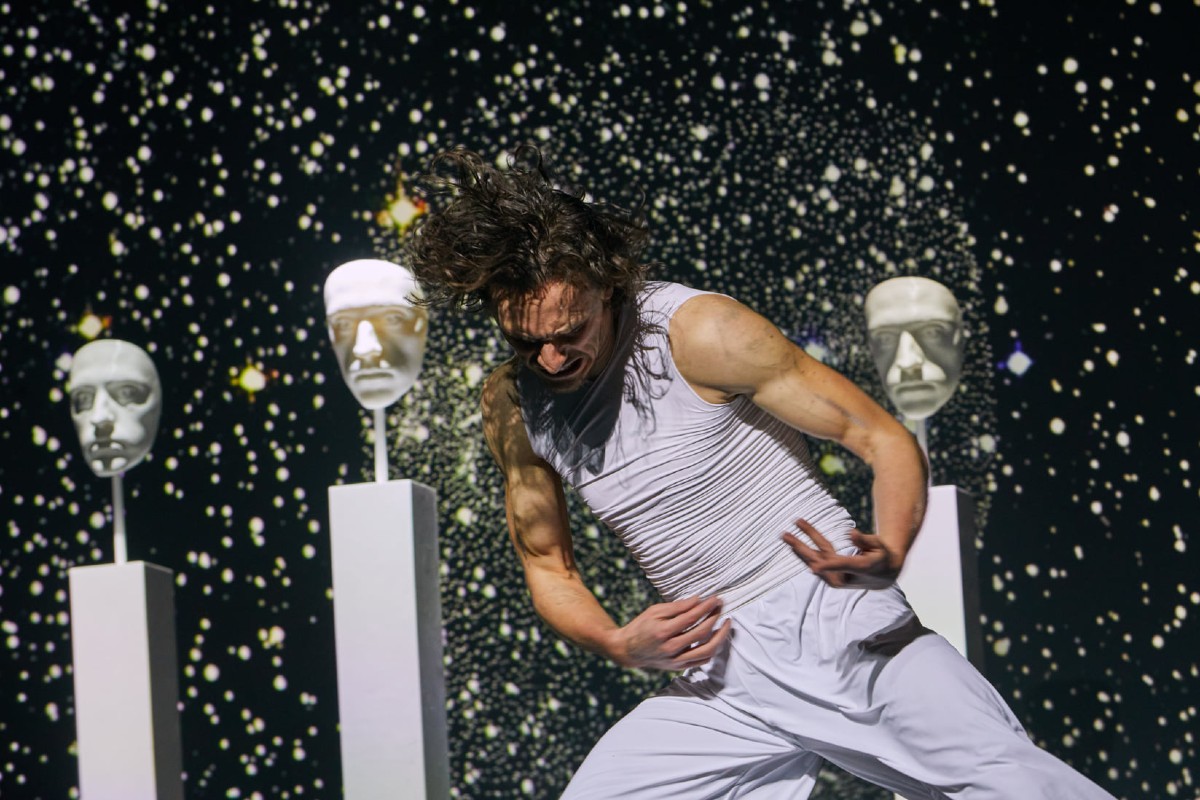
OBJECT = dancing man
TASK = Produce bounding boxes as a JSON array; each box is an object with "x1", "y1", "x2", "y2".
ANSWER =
[{"x1": 408, "y1": 146, "x2": 1113, "y2": 799}]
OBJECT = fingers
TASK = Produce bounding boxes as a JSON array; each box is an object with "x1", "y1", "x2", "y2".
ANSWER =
[
  {"x1": 666, "y1": 605, "x2": 721, "y2": 650},
  {"x1": 783, "y1": 519, "x2": 885, "y2": 589},
  {"x1": 783, "y1": 519, "x2": 838, "y2": 569},
  {"x1": 783, "y1": 529, "x2": 829, "y2": 580},
  {"x1": 792, "y1": 518, "x2": 834, "y2": 550},
  {"x1": 661, "y1": 594, "x2": 722, "y2": 633},
  {"x1": 631, "y1": 596, "x2": 724, "y2": 664},
  {"x1": 669, "y1": 619, "x2": 732, "y2": 670},
  {"x1": 620, "y1": 596, "x2": 731, "y2": 670},
  {"x1": 803, "y1": 550, "x2": 896, "y2": 590},
  {"x1": 662, "y1": 597, "x2": 724, "y2": 662},
  {"x1": 662, "y1": 601, "x2": 730, "y2": 670},
  {"x1": 781, "y1": 531, "x2": 815, "y2": 557}
]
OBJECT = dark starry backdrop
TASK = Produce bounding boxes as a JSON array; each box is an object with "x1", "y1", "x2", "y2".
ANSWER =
[{"x1": 0, "y1": 1, "x2": 1196, "y2": 798}]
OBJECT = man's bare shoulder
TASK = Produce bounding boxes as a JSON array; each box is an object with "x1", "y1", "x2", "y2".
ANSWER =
[
  {"x1": 480, "y1": 359, "x2": 533, "y2": 466},
  {"x1": 481, "y1": 358, "x2": 520, "y2": 417},
  {"x1": 669, "y1": 293, "x2": 748, "y2": 350},
  {"x1": 669, "y1": 293, "x2": 796, "y2": 399}
]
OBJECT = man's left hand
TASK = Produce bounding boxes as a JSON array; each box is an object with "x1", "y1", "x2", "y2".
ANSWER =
[{"x1": 782, "y1": 518, "x2": 901, "y2": 589}]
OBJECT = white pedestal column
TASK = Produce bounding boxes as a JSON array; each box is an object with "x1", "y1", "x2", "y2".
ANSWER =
[
  {"x1": 68, "y1": 561, "x2": 184, "y2": 800},
  {"x1": 897, "y1": 485, "x2": 984, "y2": 669},
  {"x1": 328, "y1": 479, "x2": 449, "y2": 800}
]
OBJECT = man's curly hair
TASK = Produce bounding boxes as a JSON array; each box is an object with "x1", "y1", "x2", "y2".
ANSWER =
[{"x1": 406, "y1": 145, "x2": 651, "y2": 313}]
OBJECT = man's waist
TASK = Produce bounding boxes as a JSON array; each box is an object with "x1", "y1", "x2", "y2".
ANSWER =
[{"x1": 653, "y1": 527, "x2": 856, "y2": 613}]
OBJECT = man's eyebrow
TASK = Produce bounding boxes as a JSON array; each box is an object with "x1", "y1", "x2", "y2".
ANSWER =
[{"x1": 503, "y1": 318, "x2": 587, "y2": 344}]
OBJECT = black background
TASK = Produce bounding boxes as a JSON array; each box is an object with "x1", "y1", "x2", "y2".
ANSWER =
[{"x1": 1, "y1": 1, "x2": 1196, "y2": 798}]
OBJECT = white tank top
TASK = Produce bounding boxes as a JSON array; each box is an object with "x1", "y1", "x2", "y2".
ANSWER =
[{"x1": 518, "y1": 282, "x2": 855, "y2": 611}]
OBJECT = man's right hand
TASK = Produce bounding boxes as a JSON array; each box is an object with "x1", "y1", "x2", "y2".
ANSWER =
[{"x1": 607, "y1": 595, "x2": 732, "y2": 671}]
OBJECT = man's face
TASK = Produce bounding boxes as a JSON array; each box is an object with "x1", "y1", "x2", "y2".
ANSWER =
[
  {"x1": 494, "y1": 281, "x2": 615, "y2": 394},
  {"x1": 324, "y1": 260, "x2": 428, "y2": 410},
  {"x1": 67, "y1": 340, "x2": 162, "y2": 477},
  {"x1": 864, "y1": 277, "x2": 964, "y2": 421}
]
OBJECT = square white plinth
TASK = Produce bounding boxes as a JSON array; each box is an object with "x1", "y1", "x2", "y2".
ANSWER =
[
  {"x1": 328, "y1": 479, "x2": 449, "y2": 800},
  {"x1": 69, "y1": 561, "x2": 184, "y2": 800},
  {"x1": 897, "y1": 485, "x2": 984, "y2": 669}
]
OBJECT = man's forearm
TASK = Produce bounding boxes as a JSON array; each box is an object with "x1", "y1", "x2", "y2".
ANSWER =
[
  {"x1": 868, "y1": 431, "x2": 929, "y2": 571},
  {"x1": 524, "y1": 564, "x2": 732, "y2": 671},
  {"x1": 524, "y1": 565, "x2": 627, "y2": 662}
]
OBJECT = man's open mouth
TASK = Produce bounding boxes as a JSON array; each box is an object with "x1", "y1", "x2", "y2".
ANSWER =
[{"x1": 545, "y1": 359, "x2": 584, "y2": 381}]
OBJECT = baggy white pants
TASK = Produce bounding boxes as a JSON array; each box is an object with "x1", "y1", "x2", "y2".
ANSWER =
[{"x1": 562, "y1": 571, "x2": 1114, "y2": 799}]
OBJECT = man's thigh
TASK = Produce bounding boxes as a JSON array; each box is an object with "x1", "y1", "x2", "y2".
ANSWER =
[{"x1": 561, "y1": 694, "x2": 822, "y2": 800}]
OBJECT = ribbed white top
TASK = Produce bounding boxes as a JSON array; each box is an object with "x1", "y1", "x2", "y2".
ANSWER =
[{"x1": 519, "y1": 282, "x2": 855, "y2": 611}]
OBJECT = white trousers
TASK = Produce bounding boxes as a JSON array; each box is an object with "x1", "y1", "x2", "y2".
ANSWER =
[{"x1": 562, "y1": 571, "x2": 1114, "y2": 799}]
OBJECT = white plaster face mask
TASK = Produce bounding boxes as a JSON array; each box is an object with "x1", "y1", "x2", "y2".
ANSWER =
[
  {"x1": 68, "y1": 339, "x2": 163, "y2": 477},
  {"x1": 864, "y1": 277, "x2": 965, "y2": 421},
  {"x1": 324, "y1": 259, "x2": 429, "y2": 410}
]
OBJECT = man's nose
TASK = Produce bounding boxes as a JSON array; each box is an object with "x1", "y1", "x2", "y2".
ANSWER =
[
  {"x1": 537, "y1": 342, "x2": 570, "y2": 373},
  {"x1": 893, "y1": 331, "x2": 926, "y2": 370},
  {"x1": 353, "y1": 321, "x2": 383, "y2": 359}
]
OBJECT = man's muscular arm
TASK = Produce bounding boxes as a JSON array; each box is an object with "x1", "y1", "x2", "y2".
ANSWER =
[
  {"x1": 481, "y1": 363, "x2": 731, "y2": 669},
  {"x1": 670, "y1": 294, "x2": 928, "y2": 588}
]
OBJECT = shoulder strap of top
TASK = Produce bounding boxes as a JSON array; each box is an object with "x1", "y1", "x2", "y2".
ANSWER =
[{"x1": 638, "y1": 281, "x2": 719, "y2": 324}]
